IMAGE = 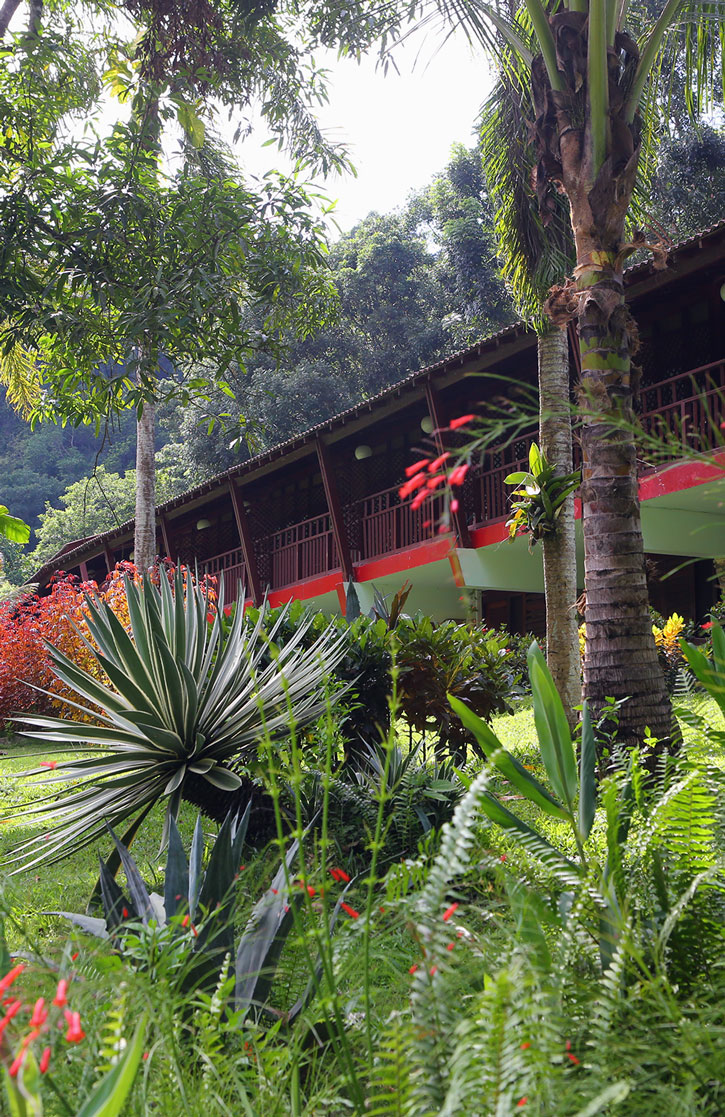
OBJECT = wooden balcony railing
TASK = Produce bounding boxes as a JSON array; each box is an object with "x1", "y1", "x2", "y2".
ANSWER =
[
  {"x1": 638, "y1": 359, "x2": 725, "y2": 461},
  {"x1": 355, "y1": 483, "x2": 447, "y2": 560},
  {"x1": 202, "y1": 547, "x2": 248, "y2": 603},
  {"x1": 211, "y1": 358, "x2": 725, "y2": 592},
  {"x1": 262, "y1": 513, "x2": 338, "y2": 588}
]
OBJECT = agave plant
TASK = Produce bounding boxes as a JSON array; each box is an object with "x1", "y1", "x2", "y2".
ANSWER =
[
  {"x1": 7, "y1": 569, "x2": 349, "y2": 871},
  {"x1": 57, "y1": 809, "x2": 351, "y2": 1023}
]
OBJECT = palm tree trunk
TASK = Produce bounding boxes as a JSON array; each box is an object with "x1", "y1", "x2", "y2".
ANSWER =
[
  {"x1": 538, "y1": 326, "x2": 580, "y2": 728},
  {"x1": 135, "y1": 398, "x2": 156, "y2": 572},
  {"x1": 573, "y1": 239, "x2": 673, "y2": 751}
]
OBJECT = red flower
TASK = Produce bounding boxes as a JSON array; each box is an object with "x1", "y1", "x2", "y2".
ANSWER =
[
  {"x1": 223, "y1": 605, "x2": 232, "y2": 617},
  {"x1": 449, "y1": 414, "x2": 475, "y2": 430},
  {"x1": 565, "y1": 1040, "x2": 580, "y2": 1065},
  {"x1": 520, "y1": 1041, "x2": 530, "y2": 1049},
  {"x1": 122, "y1": 907, "x2": 129, "y2": 919},
  {"x1": 341, "y1": 902, "x2": 360, "y2": 919},
  {"x1": 405, "y1": 458, "x2": 432, "y2": 478},
  {"x1": 409, "y1": 964, "x2": 419, "y2": 975},
  {"x1": 428, "y1": 452, "x2": 450, "y2": 473},
  {"x1": 181, "y1": 915, "x2": 190, "y2": 928},
  {"x1": 53, "y1": 979, "x2": 68, "y2": 1008},
  {"x1": 410, "y1": 490, "x2": 428, "y2": 511},
  {"x1": 442, "y1": 902, "x2": 459, "y2": 922},
  {"x1": 39, "y1": 761, "x2": 58, "y2": 770},
  {"x1": 63, "y1": 1010, "x2": 85, "y2": 1043},
  {"x1": 702, "y1": 621, "x2": 713, "y2": 629},
  {"x1": 39, "y1": 1046, "x2": 51, "y2": 1074},
  {"x1": 517, "y1": 1098, "x2": 527, "y2": 1108},
  {"x1": 0, "y1": 964, "x2": 25, "y2": 996},
  {"x1": 8, "y1": 1050, "x2": 26, "y2": 1077},
  {"x1": 446, "y1": 942, "x2": 455, "y2": 951},
  {"x1": 30, "y1": 998, "x2": 48, "y2": 1028},
  {"x1": 426, "y1": 474, "x2": 447, "y2": 490},
  {"x1": 448, "y1": 464, "x2": 469, "y2": 486},
  {"x1": 450, "y1": 499, "x2": 459, "y2": 514},
  {"x1": 399, "y1": 472, "x2": 427, "y2": 499}
]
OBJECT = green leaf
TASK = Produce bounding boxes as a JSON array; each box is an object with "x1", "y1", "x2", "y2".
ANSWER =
[
  {"x1": 76, "y1": 1015, "x2": 147, "y2": 1117},
  {"x1": 571, "y1": 1082, "x2": 630, "y2": 1116},
  {"x1": 164, "y1": 814, "x2": 190, "y2": 920},
  {"x1": 579, "y1": 701, "x2": 597, "y2": 841},
  {"x1": 448, "y1": 693, "x2": 568, "y2": 819},
  {"x1": 175, "y1": 102, "x2": 205, "y2": 148},
  {"x1": 0, "y1": 506, "x2": 31, "y2": 543},
  {"x1": 478, "y1": 792, "x2": 581, "y2": 886},
  {"x1": 527, "y1": 642, "x2": 578, "y2": 811}
]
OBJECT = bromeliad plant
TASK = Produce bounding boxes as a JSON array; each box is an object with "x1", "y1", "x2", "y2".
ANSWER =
[
  {"x1": 6, "y1": 569, "x2": 349, "y2": 871},
  {"x1": 504, "y1": 442, "x2": 580, "y2": 548}
]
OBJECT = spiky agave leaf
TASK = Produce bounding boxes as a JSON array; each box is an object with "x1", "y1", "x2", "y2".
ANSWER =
[{"x1": 6, "y1": 569, "x2": 349, "y2": 871}]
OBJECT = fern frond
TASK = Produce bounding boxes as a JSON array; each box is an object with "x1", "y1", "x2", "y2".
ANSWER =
[
  {"x1": 95, "y1": 990, "x2": 128, "y2": 1074},
  {"x1": 366, "y1": 1013, "x2": 415, "y2": 1117}
]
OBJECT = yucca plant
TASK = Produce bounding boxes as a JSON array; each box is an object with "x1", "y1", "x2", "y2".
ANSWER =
[{"x1": 6, "y1": 569, "x2": 349, "y2": 871}]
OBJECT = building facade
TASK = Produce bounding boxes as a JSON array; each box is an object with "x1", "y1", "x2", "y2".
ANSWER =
[{"x1": 36, "y1": 223, "x2": 725, "y2": 632}]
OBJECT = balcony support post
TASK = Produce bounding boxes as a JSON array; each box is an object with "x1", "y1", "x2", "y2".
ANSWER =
[
  {"x1": 103, "y1": 544, "x2": 115, "y2": 574},
  {"x1": 228, "y1": 481, "x2": 262, "y2": 605},
  {"x1": 316, "y1": 436, "x2": 355, "y2": 583},
  {"x1": 158, "y1": 513, "x2": 172, "y2": 559},
  {"x1": 424, "y1": 378, "x2": 472, "y2": 547}
]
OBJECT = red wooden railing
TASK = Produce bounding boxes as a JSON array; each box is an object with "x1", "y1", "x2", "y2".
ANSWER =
[
  {"x1": 262, "y1": 513, "x2": 338, "y2": 588},
  {"x1": 638, "y1": 359, "x2": 725, "y2": 462},
  {"x1": 356, "y1": 483, "x2": 447, "y2": 560},
  {"x1": 211, "y1": 358, "x2": 725, "y2": 590},
  {"x1": 202, "y1": 547, "x2": 248, "y2": 603}
]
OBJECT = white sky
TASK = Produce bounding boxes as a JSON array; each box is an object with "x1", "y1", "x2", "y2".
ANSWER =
[{"x1": 221, "y1": 35, "x2": 496, "y2": 234}]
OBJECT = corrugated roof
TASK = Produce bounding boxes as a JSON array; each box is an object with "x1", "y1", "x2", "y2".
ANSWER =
[{"x1": 33, "y1": 219, "x2": 725, "y2": 584}]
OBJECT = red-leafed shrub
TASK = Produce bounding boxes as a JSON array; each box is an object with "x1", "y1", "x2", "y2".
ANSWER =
[
  {"x1": 0, "y1": 564, "x2": 138, "y2": 726},
  {"x1": 0, "y1": 561, "x2": 216, "y2": 727}
]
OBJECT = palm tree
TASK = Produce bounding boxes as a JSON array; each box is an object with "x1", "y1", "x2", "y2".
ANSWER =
[
  {"x1": 406, "y1": 0, "x2": 723, "y2": 749},
  {"x1": 480, "y1": 66, "x2": 580, "y2": 727}
]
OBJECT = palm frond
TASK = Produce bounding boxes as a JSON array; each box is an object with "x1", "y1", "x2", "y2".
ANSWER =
[{"x1": 479, "y1": 54, "x2": 575, "y2": 328}]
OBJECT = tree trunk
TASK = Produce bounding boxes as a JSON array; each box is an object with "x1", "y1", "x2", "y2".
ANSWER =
[
  {"x1": 135, "y1": 398, "x2": 156, "y2": 573},
  {"x1": 572, "y1": 239, "x2": 673, "y2": 751},
  {"x1": 538, "y1": 326, "x2": 580, "y2": 729}
]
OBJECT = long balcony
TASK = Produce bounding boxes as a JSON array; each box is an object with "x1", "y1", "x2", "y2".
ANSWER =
[{"x1": 202, "y1": 359, "x2": 725, "y2": 596}]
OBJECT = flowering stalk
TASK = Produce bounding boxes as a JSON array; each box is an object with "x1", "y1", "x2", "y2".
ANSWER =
[{"x1": 398, "y1": 414, "x2": 476, "y2": 532}]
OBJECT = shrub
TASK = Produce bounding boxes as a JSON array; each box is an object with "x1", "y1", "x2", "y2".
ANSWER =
[
  {"x1": 394, "y1": 616, "x2": 515, "y2": 760},
  {"x1": 0, "y1": 565, "x2": 137, "y2": 725}
]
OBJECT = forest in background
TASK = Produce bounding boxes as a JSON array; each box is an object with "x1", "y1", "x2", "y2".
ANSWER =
[{"x1": 2, "y1": 121, "x2": 724, "y2": 586}]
